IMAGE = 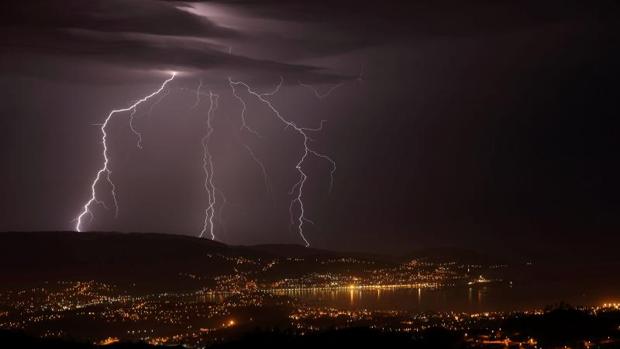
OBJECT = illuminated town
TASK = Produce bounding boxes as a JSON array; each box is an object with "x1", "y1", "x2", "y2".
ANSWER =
[{"x1": 1, "y1": 253, "x2": 619, "y2": 348}]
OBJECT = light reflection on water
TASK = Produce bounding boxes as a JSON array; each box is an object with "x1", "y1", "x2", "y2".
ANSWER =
[
  {"x1": 200, "y1": 282, "x2": 620, "y2": 312},
  {"x1": 271, "y1": 264, "x2": 620, "y2": 312},
  {"x1": 270, "y1": 286, "x2": 540, "y2": 312},
  {"x1": 196, "y1": 264, "x2": 620, "y2": 312},
  {"x1": 270, "y1": 281, "x2": 620, "y2": 312},
  {"x1": 198, "y1": 293, "x2": 226, "y2": 303}
]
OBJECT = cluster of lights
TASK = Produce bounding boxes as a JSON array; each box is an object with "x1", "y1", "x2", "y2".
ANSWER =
[{"x1": 602, "y1": 303, "x2": 620, "y2": 309}]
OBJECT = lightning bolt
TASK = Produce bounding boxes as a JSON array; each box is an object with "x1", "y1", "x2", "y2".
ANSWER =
[
  {"x1": 228, "y1": 76, "x2": 336, "y2": 247},
  {"x1": 228, "y1": 78, "x2": 274, "y2": 195},
  {"x1": 181, "y1": 81, "x2": 272, "y2": 240},
  {"x1": 199, "y1": 91, "x2": 221, "y2": 240},
  {"x1": 128, "y1": 108, "x2": 143, "y2": 149},
  {"x1": 148, "y1": 89, "x2": 170, "y2": 114},
  {"x1": 195, "y1": 76, "x2": 286, "y2": 240},
  {"x1": 299, "y1": 81, "x2": 344, "y2": 99},
  {"x1": 74, "y1": 73, "x2": 176, "y2": 232},
  {"x1": 128, "y1": 79, "x2": 174, "y2": 150},
  {"x1": 239, "y1": 141, "x2": 272, "y2": 196},
  {"x1": 191, "y1": 79, "x2": 203, "y2": 109},
  {"x1": 229, "y1": 78, "x2": 261, "y2": 138}
]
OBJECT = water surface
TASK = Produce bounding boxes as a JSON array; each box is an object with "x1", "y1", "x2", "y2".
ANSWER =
[{"x1": 283, "y1": 263, "x2": 620, "y2": 312}]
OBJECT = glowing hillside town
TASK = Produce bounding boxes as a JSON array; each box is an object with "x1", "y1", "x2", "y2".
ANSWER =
[{"x1": 1, "y1": 254, "x2": 619, "y2": 348}]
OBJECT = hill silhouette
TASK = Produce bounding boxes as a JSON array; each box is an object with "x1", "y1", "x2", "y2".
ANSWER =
[
  {"x1": 0, "y1": 232, "x2": 245, "y2": 291},
  {"x1": 0, "y1": 231, "x2": 499, "y2": 292},
  {"x1": 405, "y1": 247, "x2": 505, "y2": 265}
]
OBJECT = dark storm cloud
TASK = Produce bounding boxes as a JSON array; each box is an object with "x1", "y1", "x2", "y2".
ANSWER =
[
  {"x1": 6, "y1": 0, "x2": 614, "y2": 85},
  {"x1": 0, "y1": 0, "x2": 350, "y2": 84},
  {"x1": 1, "y1": 27, "x2": 343, "y2": 84},
  {"x1": 211, "y1": 0, "x2": 615, "y2": 37},
  {"x1": 161, "y1": 0, "x2": 620, "y2": 62},
  {"x1": 4, "y1": 0, "x2": 236, "y2": 38}
]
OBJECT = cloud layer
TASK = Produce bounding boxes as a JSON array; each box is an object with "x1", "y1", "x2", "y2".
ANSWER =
[{"x1": 5, "y1": 0, "x2": 616, "y2": 84}]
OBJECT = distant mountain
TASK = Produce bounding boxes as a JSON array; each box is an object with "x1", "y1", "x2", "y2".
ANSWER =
[
  {"x1": 404, "y1": 247, "x2": 505, "y2": 265},
  {"x1": 0, "y1": 231, "x2": 245, "y2": 291},
  {"x1": 0, "y1": 232, "x2": 505, "y2": 292},
  {"x1": 245, "y1": 244, "x2": 394, "y2": 263},
  {"x1": 2, "y1": 232, "x2": 384, "y2": 291},
  {"x1": 245, "y1": 244, "x2": 335, "y2": 258}
]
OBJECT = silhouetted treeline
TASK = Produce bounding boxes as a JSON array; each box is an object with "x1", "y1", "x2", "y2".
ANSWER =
[
  {"x1": 2, "y1": 306, "x2": 619, "y2": 348},
  {"x1": 0, "y1": 330, "x2": 174, "y2": 349},
  {"x1": 210, "y1": 327, "x2": 466, "y2": 349},
  {"x1": 0, "y1": 328, "x2": 466, "y2": 349},
  {"x1": 502, "y1": 304, "x2": 620, "y2": 347}
]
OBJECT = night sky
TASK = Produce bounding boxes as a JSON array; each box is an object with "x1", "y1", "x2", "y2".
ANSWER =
[{"x1": 1, "y1": 1, "x2": 619, "y2": 257}]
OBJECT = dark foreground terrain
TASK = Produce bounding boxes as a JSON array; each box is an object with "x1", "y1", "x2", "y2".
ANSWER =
[
  {"x1": 2, "y1": 307, "x2": 620, "y2": 349},
  {"x1": 0, "y1": 328, "x2": 459, "y2": 349},
  {"x1": 2, "y1": 232, "x2": 619, "y2": 348}
]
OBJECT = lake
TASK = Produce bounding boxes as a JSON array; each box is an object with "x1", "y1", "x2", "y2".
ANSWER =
[{"x1": 276, "y1": 262, "x2": 620, "y2": 312}]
